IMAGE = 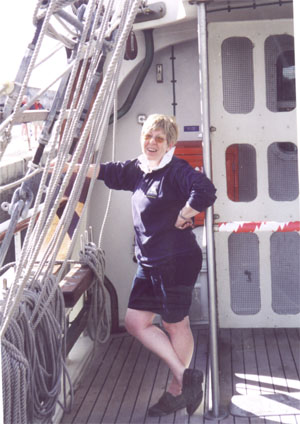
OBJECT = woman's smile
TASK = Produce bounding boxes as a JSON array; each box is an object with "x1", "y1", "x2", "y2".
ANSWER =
[{"x1": 141, "y1": 129, "x2": 171, "y2": 166}]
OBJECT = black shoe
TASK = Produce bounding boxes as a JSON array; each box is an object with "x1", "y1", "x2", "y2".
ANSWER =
[
  {"x1": 148, "y1": 392, "x2": 187, "y2": 417},
  {"x1": 182, "y1": 368, "x2": 203, "y2": 415}
]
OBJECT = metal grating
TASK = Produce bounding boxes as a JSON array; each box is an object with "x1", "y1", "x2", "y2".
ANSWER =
[
  {"x1": 221, "y1": 36, "x2": 254, "y2": 114},
  {"x1": 271, "y1": 232, "x2": 300, "y2": 315},
  {"x1": 265, "y1": 34, "x2": 295, "y2": 112},
  {"x1": 237, "y1": 144, "x2": 257, "y2": 201},
  {"x1": 228, "y1": 233, "x2": 261, "y2": 315},
  {"x1": 267, "y1": 142, "x2": 299, "y2": 201}
]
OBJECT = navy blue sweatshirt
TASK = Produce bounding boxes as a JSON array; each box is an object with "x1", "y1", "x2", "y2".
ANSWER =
[{"x1": 98, "y1": 156, "x2": 216, "y2": 266}]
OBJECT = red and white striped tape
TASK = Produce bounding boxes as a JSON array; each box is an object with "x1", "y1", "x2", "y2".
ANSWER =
[{"x1": 215, "y1": 221, "x2": 300, "y2": 233}]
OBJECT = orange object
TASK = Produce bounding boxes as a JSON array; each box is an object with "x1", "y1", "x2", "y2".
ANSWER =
[{"x1": 175, "y1": 141, "x2": 205, "y2": 226}]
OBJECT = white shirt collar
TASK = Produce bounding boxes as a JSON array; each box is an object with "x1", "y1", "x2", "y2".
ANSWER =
[{"x1": 138, "y1": 147, "x2": 175, "y2": 174}]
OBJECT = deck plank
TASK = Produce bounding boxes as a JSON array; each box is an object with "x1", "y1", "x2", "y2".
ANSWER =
[
  {"x1": 242, "y1": 329, "x2": 260, "y2": 396},
  {"x1": 286, "y1": 328, "x2": 300, "y2": 379},
  {"x1": 275, "y1": 329, "x2": 300, "y2": 393},
  {"x1": 189, "y1": 328, "x2": 209, "y2": 423},
  {"x1": 145, "y1": 356, "x2": 170, "y2": 423},
  {"x1": 101, "y1": 338, "x2": 143, "y2": 423},
  {"x1": 60, "y1": 335, "x2": 124, "y2": 424},
  {"x1": 87, "y1": 336, "x2": 135, "y2": 423},
  {"x1": 114, "y1": 344, "x2": 151, "y2": 424},
  {"x1": 264, "y1": 328, "x2": 288, "y2": 393},
  {"x1": 130, "y1": 352, "x2": 161, "y2": 424},
  {"x1": 252, "y1": 329, "x2": 275, "y2": 395},
  {"x1": 218, "y1": 329, "x2": 234, "y2": 407},
  {"x1": 60, "y1": 327, "x2": 299, "y2": 424}
]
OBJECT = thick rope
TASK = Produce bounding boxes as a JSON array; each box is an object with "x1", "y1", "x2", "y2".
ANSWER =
[
  {"x1": 1, "y1": 276, "x2": 68, "y2": 423},
  {"x1": 79, "y1": 243, "x2": 110, "y2": 344},
  {"x1": 1, "y1": 1, "x2": 142, "y2": 423}
]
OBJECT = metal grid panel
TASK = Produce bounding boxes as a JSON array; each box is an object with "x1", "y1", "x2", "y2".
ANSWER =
[
  {"x1": 265, "y1": 34, "x2": 295, "y2": 112},
  {"x1": 221, "y1": 37, "x2": 254, "y2": 113},
  {"x1": 228, "y1": 233, "x2": 261, "y2": 315},
  {"x1": 270, "y1": 232, "x2": 300, "y2": 315},
  {"x1": 267, "y1": 142, "x2": 299, "y2": 201}
]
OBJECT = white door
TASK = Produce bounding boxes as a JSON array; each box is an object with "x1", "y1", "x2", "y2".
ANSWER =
[{"x1": 208, "y1": 19, "x2": 299, "y2": 327}]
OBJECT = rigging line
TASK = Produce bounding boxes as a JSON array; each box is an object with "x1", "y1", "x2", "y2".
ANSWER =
[
  {"x1": 33, "y1": 42, "x2": 63, "y2": 69},
  {"x1": 98, "y1": 68, "x2": 121, "y2": 248},
  {"x1": 27, "y1": 16, "x2": 109, "y2": 276},
  {"x1": 45, "y1": 22, "x2": 77, "y2": 49},
  {"x1": 0, "y1": 2, "x2": 135, "y2": 420},
  {"x1": 1, "y1": 0, "x2": 141, "y2": 333},
  {"x1": 1, "y1": 0, "x2": 108, "y2": 330},
  {"x1": 0, "y1": 0, "x2": 97, "y2": 328},
  {"x1": 0, "y1": 167, "x2": 44, "y2": 194},
  {"x1": 52, "y1": 0, "x2": 141, "y2": 281},
  {"x1": 9, "y1": 2, "x2": 55, "y2": 124},
  {"x1": 17, "y1": 0, "x2": 102, "y2": 262},
  {"x1": 98, "y1": 0, "x2": 131, "y2": 248},
  {"x1": 0, "y1": 4, "x2": 90, "y2": 292},
  {"x1": 0, "y1": 61, "x2": 75, "y2": 139},
  {"x1": 0, "y1": 0, "x2": 61, "y2": 159},
  {"x1": 9, "y1": 0, "x2": 103, "y2": 298}
]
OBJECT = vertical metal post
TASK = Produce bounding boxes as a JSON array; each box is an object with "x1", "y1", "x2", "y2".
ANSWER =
[
  {"x1": 293, "y1": 1, "x2": 300, "y2": 180},
  {"x1": 196, "y1": 2, "x2": 227, "y2": 420}
]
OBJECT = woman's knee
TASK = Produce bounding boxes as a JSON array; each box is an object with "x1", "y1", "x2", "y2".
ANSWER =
[
  {"x1": 163, "y1": 315, "x2": 191, "y2": 336},
  {"x1": 124, "y1": 308, "x2": 154, "y2": 336}
]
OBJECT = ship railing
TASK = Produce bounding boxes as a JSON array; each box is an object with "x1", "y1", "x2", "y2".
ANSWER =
[{"x1": 0, "y1": 206, "x2": 120, "y2": 354}]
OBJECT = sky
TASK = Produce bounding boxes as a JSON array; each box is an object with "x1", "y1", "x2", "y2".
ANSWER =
[
  {"x1": 0, "y1": 1, "x2": 67, "y2": 90},
  {"x1": 0, "y1": 2, "x2": 37, "y2": 85}
]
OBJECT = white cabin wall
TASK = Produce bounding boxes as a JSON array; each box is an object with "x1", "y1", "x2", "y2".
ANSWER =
[{"x1": 88, "y1": 31, "x2": 208, "y2": 326}]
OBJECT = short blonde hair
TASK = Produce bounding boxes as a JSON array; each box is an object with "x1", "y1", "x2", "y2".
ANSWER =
[{"x1": 141, "y1": 114, "x2": 178, "y2": 146}]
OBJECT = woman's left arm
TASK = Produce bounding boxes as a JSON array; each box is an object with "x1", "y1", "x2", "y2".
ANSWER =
[
  {"x1": 175, "y1": 204, "x2": 199, "y2": 230},
  {"x1": 174, "y1": 163, "x2": 217, "y2": 230}
]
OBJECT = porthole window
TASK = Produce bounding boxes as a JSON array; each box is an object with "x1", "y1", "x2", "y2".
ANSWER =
[
  {"x1": 221, "y1": 37, "x2": 254, "y2": 114},
  {"x1": 226, "y1": 144, "x2": 257, "y2": 202},
  {"x1": 267, "y1": 142, "x2": 299, "y2": 201},
  {"x1": 265, "y1": 35, "x2": 295, "y2": 112}
]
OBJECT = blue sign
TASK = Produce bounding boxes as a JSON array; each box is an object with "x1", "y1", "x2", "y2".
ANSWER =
[{"x1": 183, "y1": 125, "x2": 200, "y2": 132}]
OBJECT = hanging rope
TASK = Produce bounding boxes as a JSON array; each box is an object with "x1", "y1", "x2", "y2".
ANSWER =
[
  {"x1": 79, "y1": 242, "x2": 110, "y2": 344},
  {"x1": 1, "y1": 1, "x2": 142, "y2": 423}
]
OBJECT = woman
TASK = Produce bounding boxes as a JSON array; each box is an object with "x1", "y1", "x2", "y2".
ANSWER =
[{"x1": 97, "y1": 114, "x2": 217, "y2": 416}]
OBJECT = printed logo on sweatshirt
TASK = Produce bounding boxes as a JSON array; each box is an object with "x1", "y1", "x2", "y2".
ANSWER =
[{"x1": 146, "y1": 182, "x2": 159, "y2": 198}]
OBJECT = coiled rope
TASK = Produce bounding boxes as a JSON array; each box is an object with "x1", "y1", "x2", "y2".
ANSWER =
[
  {"x1": 1, "y1": 0, "x2": 142, "y2": 422},
  {"x1": 79, "y1": 242, "x2": 110, "y2": 344}
]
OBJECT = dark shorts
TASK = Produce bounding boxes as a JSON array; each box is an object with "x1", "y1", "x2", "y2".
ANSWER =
[{"x1": 128, "y1": 248, "x2": 202, "y2": 323}]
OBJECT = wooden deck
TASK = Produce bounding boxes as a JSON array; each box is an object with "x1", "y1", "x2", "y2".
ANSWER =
[{"x1": 60, "y1": 327, "x2": 300, "y2": 424}]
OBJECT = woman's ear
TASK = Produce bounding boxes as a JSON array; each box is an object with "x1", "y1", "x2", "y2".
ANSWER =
[{"x1": 167, "y1": 142, "x2": 175, "y2": 151}]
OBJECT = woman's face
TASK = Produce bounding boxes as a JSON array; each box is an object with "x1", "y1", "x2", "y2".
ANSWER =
[{"x1": 141, "y1": 128, "x2": 172, "y2": 166}]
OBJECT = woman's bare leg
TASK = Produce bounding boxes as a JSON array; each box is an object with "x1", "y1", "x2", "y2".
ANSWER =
[
  {"x1": 163, "y1": 316, "x2": 194, "y2": 395},
  {"x1": 124, "y1": 308, "x2": 186, "y2": 389}
]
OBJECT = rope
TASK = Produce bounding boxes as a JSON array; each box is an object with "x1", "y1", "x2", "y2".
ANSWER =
[
  {"x1": 0, "y1": 167, "x2": 44, "y2": 194},
  {"x1": 79, "y1": 243, "x2": 110, "y2": 344},
  {"x1": 1, "y1": 1, "x2": 142, "y2": 422},
  {"x1": 1, "y1": 276, "x2": 69, "y2": 423}
]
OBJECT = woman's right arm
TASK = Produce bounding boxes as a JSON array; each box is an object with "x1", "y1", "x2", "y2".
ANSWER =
[{"x1": 58, "y1": 162, "x2": 100, "y2": 178}]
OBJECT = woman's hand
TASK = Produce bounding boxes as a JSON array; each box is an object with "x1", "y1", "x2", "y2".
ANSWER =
[
  {"x1": 175, "y1": 214, "x2": 194, "y2": 230},
  {"x1": 174, "y1": 204, "x2": 200, "y2": 230}
]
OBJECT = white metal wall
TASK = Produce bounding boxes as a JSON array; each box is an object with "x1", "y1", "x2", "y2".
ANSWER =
[{"x1": 208, "y1": 19, "x2": 299, "y2": 327}]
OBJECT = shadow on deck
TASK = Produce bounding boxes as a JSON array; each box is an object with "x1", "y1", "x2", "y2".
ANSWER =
[{"x1": 60, "y1": 327, "x2": 300, "y2": 424}]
